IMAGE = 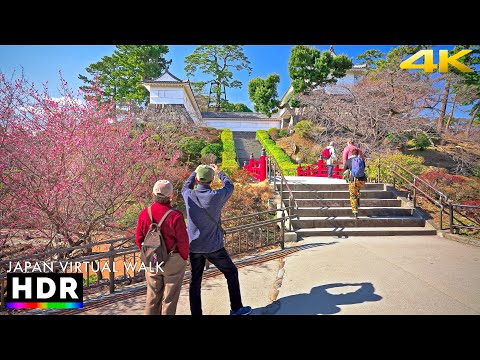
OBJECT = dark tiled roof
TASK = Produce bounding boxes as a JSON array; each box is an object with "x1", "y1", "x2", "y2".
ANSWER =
[{"x1": 201, "y1": 112, "x2": 280, "y2": 120}]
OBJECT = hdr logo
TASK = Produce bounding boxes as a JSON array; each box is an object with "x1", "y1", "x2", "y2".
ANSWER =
[{"x1": 6, "y1": 273, "x2": 83, "y2": 309}]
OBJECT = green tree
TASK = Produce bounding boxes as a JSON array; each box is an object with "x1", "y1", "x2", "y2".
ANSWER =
[
  {"x1": 219, "y1": 100, "x2": 252, "y2": 112},
  {"x1": 184, "y1": 45, "x2": 252, "y2": 111},
  {"x1": 356, "y1": 45, "x2": 427, "y2": 72},
  {"x1": 79, "y1": 45, "x2": 169, "y2": 106},
  {"x1": 288, "y1": 45, "x2": 353, "y2": 94},
  {"x1": 248, "y1": 73, "x2": 280, "y2": 117}
]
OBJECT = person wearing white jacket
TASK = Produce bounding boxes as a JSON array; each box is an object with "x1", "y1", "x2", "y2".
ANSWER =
[{"x1": 325, "y1": 141, "x2": 337, "y2": 178}]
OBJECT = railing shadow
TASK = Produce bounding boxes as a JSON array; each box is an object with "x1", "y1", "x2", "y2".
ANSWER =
[{"x1": 253, "y1": 282, "x2": 382, "y2": 315}]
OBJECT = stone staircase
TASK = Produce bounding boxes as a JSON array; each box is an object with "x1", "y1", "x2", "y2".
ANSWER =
[
  {"x1": 282, "y1": 182, "x2": 437, "y2": 237},
  {"x1": 233, "y1": 131, "x2": 263, "y2": 166}
]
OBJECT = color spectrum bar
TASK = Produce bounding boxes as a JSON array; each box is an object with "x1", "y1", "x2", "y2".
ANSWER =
[{"x1": 6, "y1": 302, "x2": 83, "y2": 309}]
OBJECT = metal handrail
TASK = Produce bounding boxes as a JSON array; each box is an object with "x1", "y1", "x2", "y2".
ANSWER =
[
  {"x1": 389, "y1": 161, "x2": 479, "y2": 233},
  {"x1": 0, "y1": 199, "x2": 294, "y2": 310},
  {"x1": 448, "y1": 203, "x2": 480, "y2": 233},
  {"x1": 0, "y1": 235, "x2": 134, "y2": 266},
  {"x1": 393, "y1": 162, "x2": 448, "y2": 200}
]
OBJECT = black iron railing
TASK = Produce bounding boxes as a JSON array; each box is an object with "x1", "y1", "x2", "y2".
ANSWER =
[
  {"x1": 389, "y1": 162, "x2": 480, "y2": 234},
  {"x1": 0, "y1": 205, "x2": 295, "y2": 311}
]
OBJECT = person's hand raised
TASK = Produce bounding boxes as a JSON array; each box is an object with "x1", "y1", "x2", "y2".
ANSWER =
[{"x1": 209, "y1": 164, "x2": 220, "y2": 173}]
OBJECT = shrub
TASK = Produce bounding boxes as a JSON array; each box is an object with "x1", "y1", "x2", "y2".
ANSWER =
[
  {"x1": 418, "y1": 171, "x2": 478, "y2": 202},
  {"x1": 201, "y1": 143, "x2": 223, "y2": 159},
  {"x1": 365, "y1": 153, "x2": 426, "y2": 185},
  {"x1": 256, "y1": 130, "x2": 298, "y2": 175},
  {"x1": 83, "y1": 274, "x2": 98, "y2": 286},
  {"x1": 473, "y1": 166, "x2": 480, "y2": 178},
  {"x1": 180, "y1": 137, "x2": 207, "y2": 161},
  {"x1": 460, "y1": 200, "x2": 480, "y2": 223},
  {"x1": 419, "y1": 171, "x2": 466, "y2": 187},
  {"x1": 117, "y1": 203, "x2": 145, "y2": 228},
  {"x1": 267, "y1": 127, "x2": 279, "y2": 140},
  {"x1": 220, "y1": 129, "x2": 239, "y2": 175},
  {"x1": 278, "y1": 129, "x2": 287, "y2": 137},
  {"x1": 408, "y1": 133, "x2": 432, "y2": 150},
  {"x1": 294, "y1": 120, "x2": 314, "y2": 138}
]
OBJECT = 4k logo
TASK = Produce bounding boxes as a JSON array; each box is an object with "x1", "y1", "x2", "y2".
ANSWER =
[{"x1": 400, "y1": 49, "x2": 474, "y2": 73}]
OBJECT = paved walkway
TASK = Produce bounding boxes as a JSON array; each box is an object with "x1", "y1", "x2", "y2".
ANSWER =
[{"x1": 76, "y1": 234, "x2": 480, "y2": 315}]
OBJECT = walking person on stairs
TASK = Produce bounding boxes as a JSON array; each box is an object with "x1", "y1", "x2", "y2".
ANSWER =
[
  {"x1": 322, "y1": 141, "x2": 337, "y2": 178},
  {"x1": 343, "y1": 149, "x2": 367, "y2": 218}
]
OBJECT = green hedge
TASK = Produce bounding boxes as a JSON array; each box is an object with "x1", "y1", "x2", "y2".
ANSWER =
[
  {"x1": 365, "y1": 153, "x2": 426, "y2": 186},
  {"x1": 220, "y1": 129, "x2": 239, "y2": 176},
  {"x1": 256, "y1": 130, "x2": 298, "y2": 176}
]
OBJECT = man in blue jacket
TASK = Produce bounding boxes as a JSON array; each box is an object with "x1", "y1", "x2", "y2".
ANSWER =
[{"x1": 182, "y1": 164, "x2": 251, "y2": 315}]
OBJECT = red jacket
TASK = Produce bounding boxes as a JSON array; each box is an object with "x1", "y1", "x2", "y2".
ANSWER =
[{"x1": 135, "y1": 202, "x2": 189, "y2": 260}]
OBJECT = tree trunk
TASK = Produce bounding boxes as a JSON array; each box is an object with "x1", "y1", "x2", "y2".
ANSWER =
[
  {"x1": 445, "y1": 94, "x2": 456, "y2": 134},
  {"x1": 466, "y1": 107, "x2": 479, "y2": 136},
  {"x1": 437, "y1": 80, "x2": 451, "y2": 136},
  {"x1": 215, "y1": 79, "x2": 221, "y2": 112}
]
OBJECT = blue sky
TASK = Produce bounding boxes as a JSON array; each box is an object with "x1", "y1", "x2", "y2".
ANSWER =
[{"x1": 0, "y1": 44, "x2": 466, "y2": 115}]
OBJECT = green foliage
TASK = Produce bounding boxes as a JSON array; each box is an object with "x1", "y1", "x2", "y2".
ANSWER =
[
  {"x1": 473, "y1": 166, "x2": 480, "y2": 178},
  {"x1": 408, "y1": 133, "x2": 432, "y2": 150},
  {"x1": 78, "y1": 45, "x2": 169, "y2": 106},
  {"x1": 366, "y1": 153, "x2": 426, "y2": 185},
  {"x1": 180, "y1": 137, "x2": 207, "y2": 162},
  {"x1": 267, "y1": 127, "x2": 279, "y2": 140},
  {"x1": 278, "y1": 129, "x2": 287, "y2": 137},
  {"x1": 83, "y1": 274, "x2": 98, "y2": 286},
  {"x1": 357, "y1": 45, "x2": 427, "y2": 72},
  {"x1": 248, "y1": 73, "x2": 280, "y2": 117},
  {"x1": 118, "y1": 203, "x2": 145, "y2": 228},
  {"x1": 294, "y1": 120, "x2": 314, "y2": 138},
  {"x1": 220, "y1": 129, "x2": 239, "y2": 175},
  {"x1": 256, "y1": 130, "x2": 297, "y2": 175},
  {"x1": 289, "y1": 98, "x2": 301, "y2": 108},
  {"x1": 220, "y1": 100, "x2": 252, "y2": 112},
  {"x1": 184, "y1": 46, "x2": 252, "y2": 110},
  {"x1": 288, "y1": 45, "x2": 353, "y2": 94},
  {"x1": 201, "y1": 143, "x2": 223, "y2": 159}
]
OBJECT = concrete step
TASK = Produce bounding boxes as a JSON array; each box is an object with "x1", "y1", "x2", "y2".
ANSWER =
[
  {"x1": 285, "y1": 190, "x2": 395, "y2": 199},
  {"x1": 292, "y1": 216, "x2": 425, "y2": 228},
  {"x1": 294, "y1": 198, "x2": 402, "y2": 207},
  {"x1": 296, "y1": 227, "x2": 437, "y2": 237},
  {"x1": 286, "y1": 183, "x2": 385, "y2": 191},
  {"x1": 296, "y1": 207, "x2": 413, "y2": 217}
]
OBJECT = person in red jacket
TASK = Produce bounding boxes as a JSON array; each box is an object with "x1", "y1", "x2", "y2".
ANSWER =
[{"x1": 136, "y1": 179, "x2": 189, "y2": 315}]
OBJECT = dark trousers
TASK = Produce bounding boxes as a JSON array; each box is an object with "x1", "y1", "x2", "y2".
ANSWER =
[{"x1": 189, "y1": 247, "x2": 243, "y2": 315}]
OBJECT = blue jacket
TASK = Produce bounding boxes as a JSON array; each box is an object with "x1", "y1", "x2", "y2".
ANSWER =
[{"x1": 181, "y1": 171, "x2": 234, "y2": 253}]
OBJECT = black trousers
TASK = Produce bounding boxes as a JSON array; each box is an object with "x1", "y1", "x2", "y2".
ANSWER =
[{"x1": 189, "y1": 247, "x2": 243, "y2": 315}]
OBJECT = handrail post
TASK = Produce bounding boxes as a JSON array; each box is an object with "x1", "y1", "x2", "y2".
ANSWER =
[
  {"x1": 281, "y1": 209, "x2": 285, "y2": 250},
  {"x1": 392, "y1": 163, "x2": 396, "y2": 189},
  {"x1": 273, "y1": 161, "x2": 277, "y2": 191},
  {"x1": 413, "y1": 177, "x2": 417, "y2": 208},
  {"x1": 440, "y1": 203, "x2": 444, "y2": 231},
  {"x1": 280, "y1": 172, "x2": 283, "y2": 198},
  {"x1": 109, "y1": 244, "x2": 115, "y2": 294},
  {"x1": 0, "y1": 278, "x2": 5, "y2": 310},
  {"x1": 288, "y1": 196, "x2": 293, "y2": 231},
  {"x1": 377, "y1": 158, "x2": 380, "y2": 183},
  {"x1": 449, "y1": 202, "x2": 454, "y2": 234}
]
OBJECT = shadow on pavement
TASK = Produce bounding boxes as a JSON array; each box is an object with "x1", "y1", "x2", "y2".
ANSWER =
[{"x1": 253, "y1": 282, "x2": 382, "y2": 315}]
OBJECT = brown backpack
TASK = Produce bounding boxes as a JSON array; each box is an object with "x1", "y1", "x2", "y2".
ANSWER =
[{"x1": 140, "y1": 207, "x2": 175, "y2": 270}]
